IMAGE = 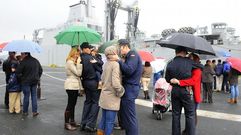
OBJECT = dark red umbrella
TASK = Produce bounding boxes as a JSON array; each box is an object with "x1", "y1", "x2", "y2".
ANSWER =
[
  {"x1": 138, "y1": 50, "x2": 155, "y2": 62},
  {"x1": 0, "y1": 42, "x2": 8, "y2": 51},
  {"x1": 226, "y1": 57, "x2": 241, "y2": 72}
]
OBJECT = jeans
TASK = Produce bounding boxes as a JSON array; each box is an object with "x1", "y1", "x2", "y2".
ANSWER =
[
  {"x1": 22, "y1": 84, "x2": 38, "y2": 113},
  {"x1": 98, "y1": 109, "x2": 117, "y2": 135},
  {"x1": 230, "y1": 85, "x2": 239, "y2": 99}
]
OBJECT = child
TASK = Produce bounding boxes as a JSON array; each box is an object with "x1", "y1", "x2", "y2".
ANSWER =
[{"x1": 7, "y1": 63, "x2": 21, "y2": 114}]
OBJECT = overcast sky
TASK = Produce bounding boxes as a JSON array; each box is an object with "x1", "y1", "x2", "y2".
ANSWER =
[{"x1": 0, "y1": 0, "x2": 240, "y2": 42}]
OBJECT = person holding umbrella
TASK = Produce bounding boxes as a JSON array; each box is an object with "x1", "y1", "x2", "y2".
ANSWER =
[
  {"x1": 80, "y1": 42, "x2": 101, "y2": 132},
  {"x1": 165, "y1": 47, "x2": 198, "y2": 135},
  {"x1": 16, "y1": 52, "x2": 42, "y2": 117},
  {"x1": 170, "y1": 53, "x2": 203, "y2": 134}
]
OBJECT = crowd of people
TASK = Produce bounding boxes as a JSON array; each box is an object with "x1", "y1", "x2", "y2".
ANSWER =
[
  {"x1": 1, "y1": 38, "x2": 240, "y2": 135},
  {"x1": 2, "y1": 51, "x2": 42, "y2": 116},
  {"x1": 63, "y1": 39, "x2": 142, "y2": 135}
]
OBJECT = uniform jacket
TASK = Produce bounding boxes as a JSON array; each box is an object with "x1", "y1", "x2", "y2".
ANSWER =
[
  {"x1": 81, "y1": 53, "x2": 98, "y2": 80},
  {"x1": 64, "y1": 60, "x2": 83, "y2": 90},
  {"x1": 118, "y1": 50, "x2": 142, "y2": 99},
  {"x1": 99, "y1": 60, "x2": 124, "y2": 111},
  {"x1": 179, "y1": 68, "x2": 202, "y2": 103}
]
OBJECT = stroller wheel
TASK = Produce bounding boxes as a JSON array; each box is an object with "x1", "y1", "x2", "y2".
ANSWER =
[{"x1": 156, "y1": 112, "x2": 163, "y2": 120}]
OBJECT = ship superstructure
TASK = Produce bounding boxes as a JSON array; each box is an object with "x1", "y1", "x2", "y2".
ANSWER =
[{"x1": 34, "y1": 0, "x2": 102, "y2": 66}]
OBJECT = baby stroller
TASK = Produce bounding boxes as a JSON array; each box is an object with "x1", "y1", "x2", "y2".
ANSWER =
[{"x1": 152, "y1": 78, "x2": 172, "y2": 120}]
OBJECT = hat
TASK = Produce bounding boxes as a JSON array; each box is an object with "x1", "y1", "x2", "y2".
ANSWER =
[
  {"x1": 118, "y1": 39, "x2": 129, "y2": 46},
  {"x1": 80, "y1": 42, "x2": 92, "y2": 49}
]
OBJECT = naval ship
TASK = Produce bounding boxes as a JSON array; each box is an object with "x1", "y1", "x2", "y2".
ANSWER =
[
  {"x1": 33, "y1": 0, "x2": 103, "y2": 66},
  {"x1": 34, "y1": 0, "x2": 241, "y2": 66},
  {"x1": 139, "y1": 23, "x2": 241, "y2": 60}
]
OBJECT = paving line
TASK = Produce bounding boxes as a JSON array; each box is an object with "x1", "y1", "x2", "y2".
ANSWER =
[
  {"x1": 2, "y1": 71, "x2": 241, "y2": 122},
  {"x1": 135, "y1": 99, "x2": 241, "y2": 122},
  {"x1": 43, "y1": 72, "x2": 65, "y2": 82}
]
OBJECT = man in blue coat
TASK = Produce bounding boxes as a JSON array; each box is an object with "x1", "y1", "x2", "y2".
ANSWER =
[{"x1": 116, "y1": 39, "x2": 142, "y2": 135}]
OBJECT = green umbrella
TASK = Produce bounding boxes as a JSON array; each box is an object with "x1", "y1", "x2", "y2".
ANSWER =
[
  {"x1": 98, "y1": 39, "x2": 118, "y2": 53},
  {"x1": 55, "y1": 25, "x2": 101, "y2": 46}
]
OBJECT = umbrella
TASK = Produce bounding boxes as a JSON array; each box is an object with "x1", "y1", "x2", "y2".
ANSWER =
[
  {"x1": 98, "y1": 39, "x2": 118, "y2": 53},
  {"x1": 3, "y1": 40, "x2": 42, "y2": 53},
  {"x1": 157, "y1": 33, "x2": 215, "y2": 55},
  {"x1": 0, "y1": 42, "x2": 8, "y2": 51},
  {"x1": 138, "y1": 50, "x2": 155, "y2": 62},
  {"x1": 199, "y1": 50, "x2": 231, "y2": 60},
  {"x1": 226, "y1": 57, "x2": 241, "y2": 73},
  {"x1": 151, "y1": 58, "x2": 166, "y2": 73},
  {"x1": 55, "y1": 25, "x2": 101, "y2": 46}
]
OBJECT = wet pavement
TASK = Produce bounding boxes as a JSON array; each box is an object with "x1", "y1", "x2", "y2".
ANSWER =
[{"x1": 0, "y1": 67, "x2": 241, "y2": 135}]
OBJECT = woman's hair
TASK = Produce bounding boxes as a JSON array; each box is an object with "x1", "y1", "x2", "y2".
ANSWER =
[
  {"x1": 188, "y1": 53, "x2": 200, "y2": 63},
  {"x1": 66, "y1": 47, "x2": 80, "y2": 63},
  {"x1": 144, "y1": 61, "x2": 151, "y2": 67},
  {"x1": 105, "y1": 45, "x2": 118, "y2": 59}
]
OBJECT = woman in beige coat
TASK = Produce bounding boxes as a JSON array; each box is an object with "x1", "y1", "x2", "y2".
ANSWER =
[
  {"x1": 64, "y1": 48, "x2": 83, "y2": 131},
  {"x1": 97, "y1": 46, "x2": 125, "y2": 135}
]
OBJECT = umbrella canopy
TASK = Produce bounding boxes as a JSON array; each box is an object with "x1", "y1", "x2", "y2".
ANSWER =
[
  {"x1": 98, "y1": 39, "x2": 118, "y2": 53},
  {"x1": 199, "y1": 50, "x2": 231, "y2": 60},
  {"x1": 157, "y1": 33, "x2": 215, "y2": 55},
  {"x1": 3, "y1": 40, "x2": 42, "y2": 53},
  {"x1": 138, "y1": 50, "x2": 155, "y2": 62},
  {"x1": 55, "y1": 25, "x2": 101, "y2": 46},
  {"x1": 151, "y1": 58, "x2": 166, "y2": 73},
  {"x1": 226, "y1": 57, "x2": 241, "y2": 73},
  {"x1": 0, "y1": 42, "x2": 8, "y2": 51}
]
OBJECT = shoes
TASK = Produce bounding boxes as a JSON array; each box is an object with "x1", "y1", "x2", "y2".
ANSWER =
[
  {"x1": 80, "y1": 124, "x2": 86, "y2": 131},
  {"x1": 22, "y1": 112, "x2": 28, "y2": 116},
  {"x1": 84, "y1": 125, "x2": 97, "y2": 132},
  {"x1": 65, "y1": 123, "x2": 77, "y2": 131},
  {"x1": 113, "y1": 124, "x2": 123, "y2": 130},
  {"x1": 70, "y1": 122, "x2": 80, "y2": 127},
  {"x1": 33, "y1": 112, "x2": 39, "y2": 117}
]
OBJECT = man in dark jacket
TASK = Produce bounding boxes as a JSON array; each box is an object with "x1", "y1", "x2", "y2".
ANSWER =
[
  {"x1": 80, "y1": 42, "x2": 101, "y2": 132},
  {"x1": 215, "y1": 59, "x2": 223, "y2": 91},
  {"x1": 165, "y1": 47, "x2": 197, "y2": 135},
  {"x1": 16, "y1": 52, "x2": 42, "y2": 117},
  {"x1": 2, "y1": 51, "x2": 18, "y2": 108}
]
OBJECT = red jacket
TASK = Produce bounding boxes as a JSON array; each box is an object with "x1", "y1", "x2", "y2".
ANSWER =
[{"x1": 179, "y1": 68, "x2": 202, "y2": 103}]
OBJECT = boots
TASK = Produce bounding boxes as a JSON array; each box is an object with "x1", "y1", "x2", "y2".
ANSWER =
[
  {"x1": 234, "y1": 98, "x2": 238, "y2": 104},
  {"x1": 144, "y1": 91, "x2": 150, "y2": 99},
  {"x1": 97, "y1": 129, "x2": 104, "y2": 135},
  {"x1": 70, "y1": 110, "x2": 80, "y2": 127},
  {"x1": 143, "y1": 91, "x2": 147, "y2": 99},
  {"x1": 227, "y1": 98, "x2": 234, "y2": 104},
  {"x1": 64, "y1": 111, "x2": 77, "y2": 131}
]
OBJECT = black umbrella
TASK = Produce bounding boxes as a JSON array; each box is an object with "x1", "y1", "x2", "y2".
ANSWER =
[{"x1": 157, "y1": 33, "x2": 215, "y2": 55}]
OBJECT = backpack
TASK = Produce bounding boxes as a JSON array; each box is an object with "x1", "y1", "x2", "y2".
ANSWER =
[{"x1": 215, "y1": 64, "x2": 223, "y2": 76}]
